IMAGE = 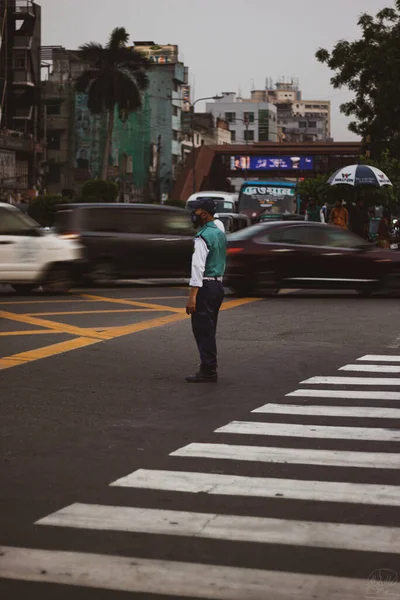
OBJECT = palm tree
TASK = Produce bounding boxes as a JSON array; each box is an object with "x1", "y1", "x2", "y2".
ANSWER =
[{"x1": 75, "y1": 28, "x2": 150, "y2": 180}]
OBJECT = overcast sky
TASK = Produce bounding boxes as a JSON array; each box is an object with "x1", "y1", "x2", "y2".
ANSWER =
[{"x1": 39, "y1": 0, "x2": 393, "y2": 141}]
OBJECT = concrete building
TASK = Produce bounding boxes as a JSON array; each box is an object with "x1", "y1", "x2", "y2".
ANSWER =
[
  {"x1": 134, "y1": 42, "x2": 188, "y2": 199},
  {"x1": 41, "y1": 46, "x2": 152, "y2": 198},
  {"x1": 260, "y1": 78, "x2": 331, "y2": 142},
  {"x1": 181, "y1": 112, "x2": 231, "y2": 163},
  {"x1": 206, "y1": 93, "x2": 278, "y2": 144},
  {"x1": 0, "y1": 0, "x2": 42, "y2": 196}
]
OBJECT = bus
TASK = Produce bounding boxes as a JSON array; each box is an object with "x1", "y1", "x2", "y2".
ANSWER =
[{"x1": 237, "y1": 181, "x2": 299, "y2": 223}]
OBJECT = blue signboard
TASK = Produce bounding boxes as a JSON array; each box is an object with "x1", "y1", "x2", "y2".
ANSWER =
[{"x1": 230, "y1": 155, "x2": 314, "y2": 171}]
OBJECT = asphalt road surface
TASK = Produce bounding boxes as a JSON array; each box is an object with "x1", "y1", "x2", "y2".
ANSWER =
[{"x1": 1, "y1": 283, "x2": 400, "y2": 599}]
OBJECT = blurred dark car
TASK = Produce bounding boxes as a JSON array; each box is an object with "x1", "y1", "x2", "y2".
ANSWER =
[
  {"x1": 54, "y1": 203, "x2": 194, "y2": 283},
  {"x1": 218, "y1": 213, "x2": 251, "y2": 233},
  {"x1": 225, "y1": 221, "x2": 400, "y2": 296},
  {"x1": 260, "y1": 213, "x2": 304, "y2": 223}
]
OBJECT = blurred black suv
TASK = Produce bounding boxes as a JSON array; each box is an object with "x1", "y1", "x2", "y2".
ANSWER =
[{"x1": 54, "y1": 203, "x2": 194, "y2": 283}]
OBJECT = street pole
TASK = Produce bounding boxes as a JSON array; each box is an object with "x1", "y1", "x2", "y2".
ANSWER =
[
  {"x1": 191, "y1": 103, "x2": 196, "y2": 194},
  {"x1": 189, "y1": 95, "x2": 223, "y2": 195}
]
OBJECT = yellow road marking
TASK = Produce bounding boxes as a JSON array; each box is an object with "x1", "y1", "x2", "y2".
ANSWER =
[
  {"x1": 81, "y1": 293, "x2": 185, "y2": 313},
  {"x1": 0, "y1": 310, "x2": 109, "y2": 340},
  {"x1": 0, "y1": 330, "x2": 67, "y2": 336},
  {"x1": 0, "y1": 295, "x2": 188, "y2": 306},
  {"x1": 28, "y1": 308, "x2": 158, "y2": 317},
  {"x1": 0, "y1": 337, "x2": 99, "y2": 369},
  {"x1": 220, "y1": 297, "x2": 261, "y2": 311},
  {"x1": 0, "y1": 296, "x2": 260, "y2": 370}
]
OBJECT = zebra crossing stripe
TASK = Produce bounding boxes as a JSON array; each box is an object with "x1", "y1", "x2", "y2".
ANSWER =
[
  {"x1": 215, "y1": 421, "x2": 400, "y2": 442},
  {"x1": 36, "y1": 503, "x2": 400, "y2": 554},
  {"x1": 1, "y1": 546, "x2": 393, "y2": 600},
  {"x1": 171, "y1": 443, "x2": 400, "y2": 469},
  {"x1": 340, "y1": 364, "x2": 400, "y2": 373},
  {"x1": 287, "y1": 389, "x2": 400, "y2": 400},
  {"x1": 358, "y1": 355, "x2": 400, "y2": 362},
  {"x1": 110, "y1": 468, "x2": 400, "y2": 506},
  {"x1": 301, "y1": 376, "x2": 400, "y2": 386},
  {"x1": 252, "y1": 404, "x2": 400, "y2": 418}
]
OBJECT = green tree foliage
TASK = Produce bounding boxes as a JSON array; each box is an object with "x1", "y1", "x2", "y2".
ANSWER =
[
  {"x1": 296, "y1": 175, "x2": 331, "y2": 204},
  {"x1": 75, "y1": 28, "x2": 150, "y2": 179},
  {"x1": 28, "y1": 195, "x2": 71, "y2": 227},
  {"x1": 316, "y1": 1, "x2": 400, "y2": 158},
  {"x1": 81, "y1": 180, "x2": 119, "y2": 203}
]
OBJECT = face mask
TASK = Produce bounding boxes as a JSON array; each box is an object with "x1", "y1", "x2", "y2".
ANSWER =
[{"x1": 191, "y1": 211, "x2": 203, "y2": 228}]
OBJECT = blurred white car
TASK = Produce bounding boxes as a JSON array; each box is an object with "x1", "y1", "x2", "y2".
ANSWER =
[{"x1": 0, "y1": 203, "x2": 83, "y2": 294}]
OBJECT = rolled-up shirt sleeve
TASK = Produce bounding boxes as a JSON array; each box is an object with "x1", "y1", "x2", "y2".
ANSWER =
[{"x1": 189, "y1": 236, "x2": 209, "y2": 287}]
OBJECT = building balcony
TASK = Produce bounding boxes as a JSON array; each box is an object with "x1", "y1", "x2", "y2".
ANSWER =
[
  {"x1": 13, "y1": 35, "x2": 33, "y2": 49},
  {"x1": 13, "y1": 71, "x2": 34, "y2": 86},
  {"x1": 13, "y1": 107, "x2": 33, "y2": 120},
  {"x1": 13, "y1": 1, "x2": 35, "y2": 18},
  {"x1": 0, "y1": 131, "x2": 34, "y2": 153}
]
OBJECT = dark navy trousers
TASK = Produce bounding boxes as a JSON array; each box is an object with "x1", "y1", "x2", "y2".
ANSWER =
[{"x1": 191, "y1": 280, "x2": 225, "y2": 371}]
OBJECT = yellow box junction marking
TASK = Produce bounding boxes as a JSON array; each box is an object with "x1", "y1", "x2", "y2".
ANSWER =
[{"x1": 0, "y1": 294, "x2": 261, "y2": 370}]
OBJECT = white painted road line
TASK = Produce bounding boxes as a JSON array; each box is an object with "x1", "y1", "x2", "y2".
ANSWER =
[
  {"x1": 111, "y1": 468, "x2": 400, "y2": 507},
  {"x1": 36, "y1": 503, "x2": 400, "y2": 554},
  {"x1": 252, "y1": 404, "x2": 400, "y2": 419},
  {"x1": 171, "y1": 443, "x2": 400, "y2": 469},
  {"x1": 302, "y1": 376, "x2": 400, "y2": 386},
  {"x1": 1, "y1": 546, "x2": 393, "y2": 600},
  {"x1": 215, "y1": 421, "x2": 400, "y2": 442},
  {"x1": 287, "y1": 389, "x2": 400, "y2": 401},
  {"x1": 340, "y1": 364, "x2": 400, "y2": 373},
  {"x1": 358, "y1": 355, "x2": 400, "y2": 362}
]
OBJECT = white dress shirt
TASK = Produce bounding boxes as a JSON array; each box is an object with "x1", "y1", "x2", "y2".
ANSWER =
[
  {"x1": 214, "y1": 216, "x2": 225, "y2": 232},
  {"x1": 189, "y1": 237, "x2": 209, "y2": 287}
]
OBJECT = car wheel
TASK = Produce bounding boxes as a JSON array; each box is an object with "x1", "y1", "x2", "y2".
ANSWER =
[
  {"x1": 42, "y1": 265, "x2": 73, "y2": 294},
  {"x1": 89, "y1": 260, "x2": 117, "y2": 286},
  {"x1": 355, "y1": 288, "x2": 373, "y2": 298},
  {"x1": 12, "y1": 284, "x2": 36, "y2": 295},
  {"x1": 254, "y1": 269, "x2": 280, "y2": 297}
]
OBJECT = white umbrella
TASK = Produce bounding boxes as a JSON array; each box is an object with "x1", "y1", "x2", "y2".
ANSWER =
[{"x1": 328, "y1": 164, "x2": 392, "y2": 187}]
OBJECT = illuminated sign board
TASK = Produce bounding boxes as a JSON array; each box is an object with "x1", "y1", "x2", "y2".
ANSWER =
[{"x1": 230, "y1": 155, "x2": 314, "y2": 170}]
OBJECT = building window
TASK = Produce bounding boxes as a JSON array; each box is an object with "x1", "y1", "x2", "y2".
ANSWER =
[
  {"x1": 230, "y1": 130, "x2": 236, "y2": 142},
  {"x1": 308, "y1": 121, "x2": 317, "y2": 128},
  {"x1": 225, "y1": 112, "x2": 236, "y2": 123},
  {"x1": 173, "y1": 105, "x2": 179, "y2": 116},
  {"x1": 243, "y1": 111, "x2": 255, "y2": 123},
  {"x1": 47, "y1": 100, "x2": 61, "y2": 116},
  {"x1": 47, "y1": 131, "x2": 61, "y2": 150},
  {"x1": 47, "y1": 164, "x2": 61, "y2": 184},
  {"x1": 299, "y1": 121, "x2": 307, "y2": 128},
  {"x1": 196, "y1": 133, "x2": 200, "y2": 145},
  {"x1": 244, "y1": 129, "x2": 254, "y2": 142},
  {"x1": 173, "y1": 81, "x2": 179, "y2": 92},
  {"x1": 172, "y1": 130, "x2": 179, "y2": 141}
]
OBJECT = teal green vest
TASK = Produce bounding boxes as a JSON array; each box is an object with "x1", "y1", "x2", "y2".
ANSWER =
[{"x1": 195, "y1": 222, "x2": 227, "y2": 277}]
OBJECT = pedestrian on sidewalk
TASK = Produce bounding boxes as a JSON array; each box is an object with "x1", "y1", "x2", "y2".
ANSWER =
[
  {"x1": 330, "y1": 199, "x2": 349, "y2": 229},
  {"x1": 304, "y1": 198, "x2": 322, "y2": 222},
  {"x1": 377, "y1": 210, "x2": 391, "y2": 248},
  {"x1": 320, "y1": 201, "x2": 329, "y2": 224},
  {"x1": 185, "y1": 198, "x2": 227, "y2": 383}
]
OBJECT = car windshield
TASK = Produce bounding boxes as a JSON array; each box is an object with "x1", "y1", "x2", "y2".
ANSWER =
[
  {"x1": 228, "y1": 223, "x2": 269, "y2": 240},
  {"x1": 188, "y1": 197, "x2": 234, "y2": 214}
]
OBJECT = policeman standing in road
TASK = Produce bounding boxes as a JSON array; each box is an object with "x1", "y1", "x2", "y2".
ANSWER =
[{"x1": 186, "y1": 198, "x2": 227, "y2": 383}]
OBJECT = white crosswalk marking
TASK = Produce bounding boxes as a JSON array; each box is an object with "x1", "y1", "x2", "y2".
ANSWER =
[
  {"x1": 1, "y1": 546, "x2": 392, "y2": 600},
  {"x1": 358, "y1": 355, "x2": 400, "y2": 362},
  {"x1": 111, "y1": 468, "x2": 400, "y2": 506},
  {"x1": 340, "y1": 364, "x2": 400, "y2": 373},
  {"x1": 252, "y1": 403, "x2": 400, "y2": 418},
  {"x1": 215, "y1": 421, "x2": 400, "y2": 441},
  {"x1": 171, "y1": 442, "x2": 400, "y2": 468},
  {"x1": 36, "y1": 503, "x2": 400, "y2": 554},
  {"x1": 302, "y1": 376, "x2": 400, "y2": 385},
  {"x1": 287, "y1": 389, "x2": 400, "y2": 400},
  {"x1": 6, "y1": 352, "x2": 400, "y2": 598}
]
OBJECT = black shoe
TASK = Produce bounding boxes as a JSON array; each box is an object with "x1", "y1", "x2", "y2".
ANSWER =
[{"x1": 185, "y1": 370, "x2": 218, "y2": 383}]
